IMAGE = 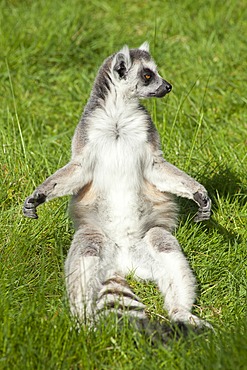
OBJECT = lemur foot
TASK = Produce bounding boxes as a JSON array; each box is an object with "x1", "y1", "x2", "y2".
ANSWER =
[
  {"x1": 187, "y1": 314, "x2": 213, "y2": 330},
  {"x1": 171, "y1": 310, "x2": 213, "y2": 331},
  {"x1": 193, "y1": 191, "x2": 211, "y2": 222},
  {"x1": 23, "y1": 193, "x2": 46, "y2": 219}
]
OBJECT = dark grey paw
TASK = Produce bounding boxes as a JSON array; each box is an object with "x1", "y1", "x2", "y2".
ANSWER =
[
  {"x1": 23, "y1": 193, "x2": 46, "y2": 219},
  {"x1": 193, "y1": 191, "x2": 211, "y2": 222}
]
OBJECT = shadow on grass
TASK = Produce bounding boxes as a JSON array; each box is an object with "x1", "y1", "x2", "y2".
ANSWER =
[
  {"x1": 179, "y1": 165, "x2": 246, "y2": 244},
  {"x1": 204, "y1": 166, "x2": 246, "y2": 203}
]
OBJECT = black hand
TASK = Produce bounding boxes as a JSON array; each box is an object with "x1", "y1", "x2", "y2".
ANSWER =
[
  {"x1": 193, "y1": 191, "x2": 211, "y2": 222},
  {"x1": 23, "y1": 193, "x2": 46, "y2": 219}
]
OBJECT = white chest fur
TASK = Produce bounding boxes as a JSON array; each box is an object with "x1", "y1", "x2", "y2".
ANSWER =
[
  {"x1": 88, "y1": 97, "x2": 148, "y2": 187},
  {"x1": 87, "y1": 98, "x2": 149, "y2": 244}
]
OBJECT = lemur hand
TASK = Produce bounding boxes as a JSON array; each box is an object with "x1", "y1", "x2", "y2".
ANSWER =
[
  {"x1": 193, "y1": 191, "x2": 211, "y2": 222},
  {"x1": 23, "y1": 192, "x2": 46, "y2": 219}
]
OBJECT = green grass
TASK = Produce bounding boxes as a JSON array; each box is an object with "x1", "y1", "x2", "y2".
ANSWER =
[{"x1": 1, "y1": 0, "x2": 246, "y2": 368}]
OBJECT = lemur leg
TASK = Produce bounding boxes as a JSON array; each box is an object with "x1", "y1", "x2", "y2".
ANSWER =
[
  {"x1": 64, "y1": 225, "x2": 107, "y2": 322},
  {"x1": 144, "y1": 227, "x2": 211, "y2": 328}
]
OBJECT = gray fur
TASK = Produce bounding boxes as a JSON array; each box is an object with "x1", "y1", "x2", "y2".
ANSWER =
[{"x1": 23, "y1": 43, "x2": 212, "y2": 331}]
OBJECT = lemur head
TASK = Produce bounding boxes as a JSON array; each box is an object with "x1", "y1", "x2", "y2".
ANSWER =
[{"x1": 111, "y1": 42, "x2": 172, "y2": 99}]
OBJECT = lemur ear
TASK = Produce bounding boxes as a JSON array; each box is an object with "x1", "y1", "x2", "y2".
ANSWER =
[
  {"x1": 139, "y1": 41, "x2": 149, "y2": 53},
  {"x1": 113, "y1": 45, "x2": 131, "y2": 79}
]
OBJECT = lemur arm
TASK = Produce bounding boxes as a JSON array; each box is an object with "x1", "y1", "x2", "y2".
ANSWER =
[
  {"x1": 23, "y1": 161, "x2": 90, "y2": 219},
  {"x1": 146, "y1": 151, "x2": 211, "y2": 222}
]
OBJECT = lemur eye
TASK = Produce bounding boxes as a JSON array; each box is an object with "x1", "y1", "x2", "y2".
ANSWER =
[{"x1": 142, "y1": 69, "x2": 154, "y2": 83}]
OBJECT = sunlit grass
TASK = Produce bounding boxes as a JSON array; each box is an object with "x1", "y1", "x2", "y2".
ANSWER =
[{"x1": 0, "y1": 0, "x2": 246, "y2": 368}]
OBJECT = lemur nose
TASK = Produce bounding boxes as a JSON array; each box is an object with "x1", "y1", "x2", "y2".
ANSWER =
[
  {"x1": 155, "y1": 79, "x2": 172, "y2": 97},
  {"x1": 164, "y1": 80, "x2": 172, "y2": 92}
]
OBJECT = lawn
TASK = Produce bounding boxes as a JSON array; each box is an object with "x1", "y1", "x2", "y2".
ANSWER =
[{"x1": 0, "y1": 0, "x2": 246, "y2": 369}]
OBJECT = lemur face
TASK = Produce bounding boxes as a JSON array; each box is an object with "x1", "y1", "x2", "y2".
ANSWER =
[
  {"x1": 111, "y1": 43, "x2": 172, "y2": 99},
  {"x1": 135, "y1": 62, "x2": 172, "y2": 98}
]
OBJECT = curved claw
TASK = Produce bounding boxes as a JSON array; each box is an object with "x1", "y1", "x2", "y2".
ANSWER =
[
  {"x1": 23, "y1": 196, "x2": 38, "y2": 218},
  {"x1": 193, "y1": 191, "x2": 211, "y2": 222},
  {"x1": 23, "y1": 206, "x2": 38, "y2": 219},
  {"x1": 23, "y1": 193, "x2": 46, "y2": 219}
]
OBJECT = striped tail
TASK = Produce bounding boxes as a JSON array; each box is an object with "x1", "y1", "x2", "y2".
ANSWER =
[
  {"x1": 95, "y1": 274, "x2": 190, "y2": 344},
  {"x1": 96, "y1": 274, "x2": 147, "y2": 321}
]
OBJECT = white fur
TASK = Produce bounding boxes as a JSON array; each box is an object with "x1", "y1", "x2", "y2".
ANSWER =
[
  {"x1": 139, "y1": 41, "x2": 150, "y2": 52},
  {"x1": 67, "y1": 91, "x2": 207, "y2": 326},
  {"x1": 25, "y1": 44, "x2": 212, "y2": 329}
]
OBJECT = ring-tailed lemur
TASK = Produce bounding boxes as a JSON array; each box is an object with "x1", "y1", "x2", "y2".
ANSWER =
[{"x1": 23, "y1": 42, "x2": 212, "y2": 332}]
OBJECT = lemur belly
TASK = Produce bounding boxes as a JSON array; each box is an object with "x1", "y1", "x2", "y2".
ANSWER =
[
  {"x1": 71, "y1": 128, "x2": 177, "y2": 244},
  {"x1": 93, "y1": 152, "x2": 146, "y2": 245},
  {"x1": 97, "y1": 188, "x2": 144, "y2": 245},
  {"x1": 71, "y1": 177, "x2": 177, "y2": 247}
]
